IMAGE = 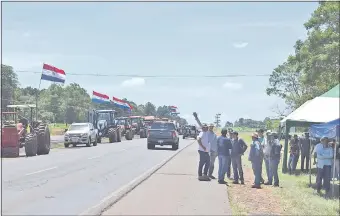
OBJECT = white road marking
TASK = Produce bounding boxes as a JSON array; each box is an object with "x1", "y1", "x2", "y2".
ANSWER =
[{"x1": 25, "y1": 166, "x2": 58, "y2": 176}]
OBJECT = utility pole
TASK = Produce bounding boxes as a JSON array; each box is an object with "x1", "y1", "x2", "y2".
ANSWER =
[{"x1": 214, "y1": 113, "x2": 221, "y2": 128}]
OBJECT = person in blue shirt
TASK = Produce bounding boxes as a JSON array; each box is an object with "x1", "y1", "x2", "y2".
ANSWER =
[
  {"x1": 217, "y1": 128, "x2": 233, "y2": 184},
  {"x1": 269, "y1": 133, "x2": 282, "y2": 187},
  {"x1": 313, "y1": 136, "x2": 333, "y2": 194},
  {"x1": 248, "y1": 132, "x2": 263, "y2": 189}
]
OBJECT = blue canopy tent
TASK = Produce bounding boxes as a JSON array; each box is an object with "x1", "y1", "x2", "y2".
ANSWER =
[{"x1": 309, "y1": 118, "x2": 340, "y2": 194}]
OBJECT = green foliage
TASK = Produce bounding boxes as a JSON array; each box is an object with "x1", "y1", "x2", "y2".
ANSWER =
[
  {"x1": 1, "y1": 64, "x2": 188, "y2": 125},
  {"x1": 267, "y1": 2, "x2": 340, "y2": 109}
]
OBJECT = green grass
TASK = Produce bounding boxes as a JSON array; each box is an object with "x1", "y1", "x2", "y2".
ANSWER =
[
  {"x1": 49, "y1": 123, "x2": 68, "y2": 135},
  {"x1": 229, "y1": 132, "x2": 340, "y2": 215}
]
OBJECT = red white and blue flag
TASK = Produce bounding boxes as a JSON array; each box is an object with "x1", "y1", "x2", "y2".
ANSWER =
[
  {"x1": 41, "y1": 63, "x2": 66, "y2": 83},
  {"x1": 112, "y1": 97, "x2": 132, "y2": 110},
  {"x1": 92, "y1": 91, "x2": 110, "y2": 104}
]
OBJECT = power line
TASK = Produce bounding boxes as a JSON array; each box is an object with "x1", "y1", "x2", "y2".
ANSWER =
[{"x1": 13, "y1": 70, "x2": 271, "y2": 78}]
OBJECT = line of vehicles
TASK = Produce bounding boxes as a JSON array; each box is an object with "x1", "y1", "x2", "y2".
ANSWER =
[{"x1": 1, "y1": 105, "x2": 196, "y2": 158}]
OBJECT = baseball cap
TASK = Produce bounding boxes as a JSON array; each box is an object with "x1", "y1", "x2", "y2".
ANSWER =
[{"x1": 202, "y1": 123, "x2": 208, "y2": 128}]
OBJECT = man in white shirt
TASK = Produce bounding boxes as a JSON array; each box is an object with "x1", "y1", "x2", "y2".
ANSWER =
[
  {"x1": 197, "y1": 123, "x2": 210, "y2": 181},
  {"x1": 208, "y1": 123, "x2": 218, "y2": 179}
]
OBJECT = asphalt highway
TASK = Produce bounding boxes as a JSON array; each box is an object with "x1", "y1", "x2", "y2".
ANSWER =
[{"x1": 1, "y1": 137, "x2": 194, "y2": 215}]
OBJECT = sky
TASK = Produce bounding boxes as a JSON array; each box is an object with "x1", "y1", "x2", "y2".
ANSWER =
[{"x1": 2, "y1": 1, "x2": 319, "y2": 125}]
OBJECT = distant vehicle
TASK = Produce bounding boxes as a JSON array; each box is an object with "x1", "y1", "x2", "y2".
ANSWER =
[
  {"x1": 129, "y1": 116, "x2": 147, "y2": 138},
  {"x1": 183, "y1": 125, "x2": 198, "y2": 139},
  {"x1": 87, "y1": 109, "x2": 122, "y2": 143},
  {"x1": 147, "y1": 121, "x2": 179, "y2": 150},
  {"x1": 144, "y1": 116, "x2": 156, "y2": 128},
  {"x1": 115, "y1": 117, "x2": 134, "y2": 140},
  {"x1": 64, "y1": 123, "x2": 98, "y2": 147}
]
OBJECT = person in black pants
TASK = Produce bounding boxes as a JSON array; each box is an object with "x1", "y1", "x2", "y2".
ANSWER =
[
  {"x1": 231, "y1": 131, "x2": 248, "y2": 184},
  {"x1": 300, "y1": 132, "x2": 311, "y2": 172}
]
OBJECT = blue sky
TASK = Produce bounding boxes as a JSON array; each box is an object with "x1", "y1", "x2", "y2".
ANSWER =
[{"x1": 2, "y1": 2, "x2": 318, "y2": 125}]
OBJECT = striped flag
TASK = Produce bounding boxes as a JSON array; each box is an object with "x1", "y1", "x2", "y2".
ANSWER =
[
  {"x1": 41, "y1": 63, "x2": 66, "y2": 83},
  {"x1": 92, "y1": 91, "x2": 110, "y2": 104}
]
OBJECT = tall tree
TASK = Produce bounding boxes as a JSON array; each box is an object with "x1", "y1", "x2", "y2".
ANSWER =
[{"x1": 1, "y1": 64, "x2": 19, "y2": 110}]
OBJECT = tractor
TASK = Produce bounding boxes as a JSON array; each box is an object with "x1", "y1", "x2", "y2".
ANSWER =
[
  {"x1": 115, "y1": 117, "x2": 134, "y2": 140},
  {"x1": 88, "y1": 109, "x2": 122, "y2": 143},
  {"x1": 1, "y1": 104, "x2": 51, "y2": 157},
  {"x1": 128, "y1": 116, "x2": 147, "y2": 138}
]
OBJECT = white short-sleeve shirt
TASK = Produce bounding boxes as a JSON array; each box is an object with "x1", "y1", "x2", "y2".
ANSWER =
[{"x1": 198, "y1": 131, "x2": 210, "y2": 152}]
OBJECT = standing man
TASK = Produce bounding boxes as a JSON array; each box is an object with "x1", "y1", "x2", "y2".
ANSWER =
[
  {"x1": 257, "y1": 129, "x2": 266, "y2": 184},
  {"x1": 288, "y1": 136, "x2": 299, "y2": 174},
  {"x1": 217, "y1": 128, "x2": 233, "y2": 184},
  {"x1": 300, "y1": 132, "x2": 311, "y2": 172},
  {"x1": 313, "y1": 136, "x2": 333, "y2": 194},
  {"x1": 208, "y1": 123, "x2": 218, "y2": 179},
  {"x1": 269, "y1": 133, "x2": 282, "y2": 187},
  {"x1": 231, "y1": 131, "x2": 248, "y2": 184},
  {"x1": 263, "y1": 131, "x2": 274, "y2": 185},
  {"x1": 248, "y1": 133, "x2": 262, "y2": 189},
  {"x1": 292, "y1": 134, "x2": 300, "y2": 171},
  {"x1": 197, "y1": 123, "x2": 211, "y2": 181}
]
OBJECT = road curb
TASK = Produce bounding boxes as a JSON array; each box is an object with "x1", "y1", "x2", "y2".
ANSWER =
[{"x1": 79, "y1": 140, "x2": 196, "y2": 216}]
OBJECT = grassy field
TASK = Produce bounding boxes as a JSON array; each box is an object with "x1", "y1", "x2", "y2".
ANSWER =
[
  {"x1": 227, "y1": 132, "x2": 340, "y2": 215},
  {"x1": 49, "y1": 123, "x2": 68, "y2": 135}
]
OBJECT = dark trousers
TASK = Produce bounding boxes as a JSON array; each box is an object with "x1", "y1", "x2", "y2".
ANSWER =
[
  {"x1": 226, "y1": 156, "x2": 232, "y2": 177},
  {"x1": 316, "y1": 165, "x2": 331, "y2": 192},
  {"x1": 300, "y1": 154, "x2": 310, "y2": 171},
  {"x1": 293, "y1": 154, "x2": 300, "y2": 171},
  {"x1": 198, "y1": 150, "x2": 210, "y2": 176},
  {"x1": 231, "y1": 155, "x2": 244, "y2": 181},
  {"x1": 259, "y1": 157, "x2": 264, "y2": 182},
  {"x1": 270, "y1": 158, "x2": 280, "y2": 185}
]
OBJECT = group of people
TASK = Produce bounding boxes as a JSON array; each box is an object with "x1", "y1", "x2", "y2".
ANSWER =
[
  {"x1": 196, "y1": 124, "x2": 282, "y2": 189},
  {"x1": 287, "y1": 133, "x2": 312, "y2": 174}
]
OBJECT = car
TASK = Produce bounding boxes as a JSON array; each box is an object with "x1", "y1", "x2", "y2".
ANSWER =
[
  {"x1": 183, "y1": 125, "x2": 198, "y2": 139},
  {"x1": 64, "y1": 123, "x2": 98, "y2": 147},
  {"x1": 147, "y1": 121, "x2": 179, "y2": 150}
]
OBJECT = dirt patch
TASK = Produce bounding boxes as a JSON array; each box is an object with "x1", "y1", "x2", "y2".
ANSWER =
[{"x1": 227, "y1": 166, "x2": 285, "y2": 215}]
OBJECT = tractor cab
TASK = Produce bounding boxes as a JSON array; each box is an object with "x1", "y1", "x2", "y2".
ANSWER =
[{"x1": 128, "y1": 116, "x2": 147, "y2": 138}]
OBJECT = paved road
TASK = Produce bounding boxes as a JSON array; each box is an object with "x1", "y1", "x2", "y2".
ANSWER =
[
  {"x1": 2, "y1": 138, "x2": 194, "y2": 215},
  {"x1": 51, "y1": 135, "x2": 64, "y2": 144}
]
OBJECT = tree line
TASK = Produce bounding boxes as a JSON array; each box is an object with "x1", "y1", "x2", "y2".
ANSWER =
[
  {"x1": 1, "y1": 64, "x2": 188, "y2": 125},
  {"x1": 266, "y1": 2, "x2": 339, "y2": 110},
  {"x1": 224, "y1": 117, "x2": 280, "y2": 130}
]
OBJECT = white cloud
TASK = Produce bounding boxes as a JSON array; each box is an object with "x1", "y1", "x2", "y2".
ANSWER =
[
  {"x1": 222, "y1": 82, "x2": 243, "y2": 90},
  {"x1": 120, "y1": 77, "x2": 146, "y2": 88},
  {"x1": 233, "y1": 42, "x2": 248, "y2": 49}
]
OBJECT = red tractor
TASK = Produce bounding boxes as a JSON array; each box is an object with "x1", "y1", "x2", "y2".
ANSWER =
[
  {"x1": 1, "y1": 104, "x2": 51, "y2": 157},
  {"x1": 129, "y1": 116, "x2": 147, "y2": 138}
]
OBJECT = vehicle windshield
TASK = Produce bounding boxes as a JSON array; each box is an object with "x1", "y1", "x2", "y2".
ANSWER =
[
  {"x1": 115, "y1": 119, "x2": 126, "y2": 125},
  {"x1": 97, "y1": 112, "x2": 111, "y2": 121},
  {"x1": 69, "y1": 124, "x2": 89, "y2": 131},
  {"x1": 131, "y1": 118, "x2": 139, "y2": 124},
  {"x1": 151, "y1": 122, "x2": 175, "y2": 130}
]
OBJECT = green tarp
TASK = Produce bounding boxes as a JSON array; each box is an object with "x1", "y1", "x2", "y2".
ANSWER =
[{"x1": 320, "y1": 84, "x2": 339, "y2": 98}]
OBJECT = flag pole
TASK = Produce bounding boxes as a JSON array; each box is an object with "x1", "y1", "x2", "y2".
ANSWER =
[{"x1": 35, "y1": 63, "x2": 44, "y2": 121}]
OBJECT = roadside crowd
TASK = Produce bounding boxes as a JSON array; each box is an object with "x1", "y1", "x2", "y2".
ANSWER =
[
  {"x1": 196, "y1": 124, "x2": 282, "y2": 189},
  {"x1": 196, "y1": 124, "x2": 340, "y2": 192},
  {"x1": 289, "y1": 133, "x2": 340, "y2": 193}
]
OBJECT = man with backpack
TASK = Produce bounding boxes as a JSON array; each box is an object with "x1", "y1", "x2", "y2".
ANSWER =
[{"x1": 231, "y1": 131, "x2": 248, "y2": 184}]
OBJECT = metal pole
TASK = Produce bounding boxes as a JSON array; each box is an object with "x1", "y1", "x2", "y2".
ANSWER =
[{"x1": 35, "y1": 63, "x2": 44, "y2": 121}]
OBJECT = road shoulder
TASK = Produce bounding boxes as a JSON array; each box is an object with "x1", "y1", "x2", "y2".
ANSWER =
[{"x1": 103, "y1": 142, "x2": 232, "y2": 215}]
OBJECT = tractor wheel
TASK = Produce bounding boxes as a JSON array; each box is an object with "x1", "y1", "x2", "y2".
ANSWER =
[
  {"x1": 108, "y1": 128, "x2": 117, "y2": 143},
  {"x1": 125, "y1": 130, "x2": 133, "y2": 140},
  {"x1": 97, "y1": 136, "x2": 102, "y2": 143},
  {"x1": 140, "y1": 129, "x2": 146, "y2": 138},
  {"x1": 37, "y1": 124, "x2": 51, "y2": 155},
  {"x1": 117, "y1": 129, "x2": 122, "y2": 142},
  {"x1": 25, "y1": 133, "x2": 38, "y2": 157},
  {"x1": 93, "y1": 136, "x2": 98, "y2": 146}
]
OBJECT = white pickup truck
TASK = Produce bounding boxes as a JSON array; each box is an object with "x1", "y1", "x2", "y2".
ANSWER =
[{"x1": 64, "y1": 123, "x2": 98, "y2": 147}]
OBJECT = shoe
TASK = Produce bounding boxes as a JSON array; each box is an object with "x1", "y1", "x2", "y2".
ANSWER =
[
  {"x1": 218, "y1": 180, "x2": 227, "y2": 184},
  {"x1": 264, "y1": 182, "x2": 272, "y2": 185},
  {"x1": 227, "y1": 176, "x2": 233, "y2": 180},
  {"x1": 198, "y1": 176, "x2": 205, "y2": 181},
  {"x1": 251, "y1": 185, "x2": 261, "y2": 189},
  {"x1": 232, "y1": 181, "x2": 239, "y2": 184},
  {"x1": 203, "y1": 175, "x2": 211, "y2": 181},
  {"x1": 240, "y1": 180, "x2": 244, "y2": 185},
  {"x1": 209, "y1": 175, "x2": 216, "y2": 180},
  {"x1": 273, "y1": 184, "x2": 279, "y2": 187}
]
